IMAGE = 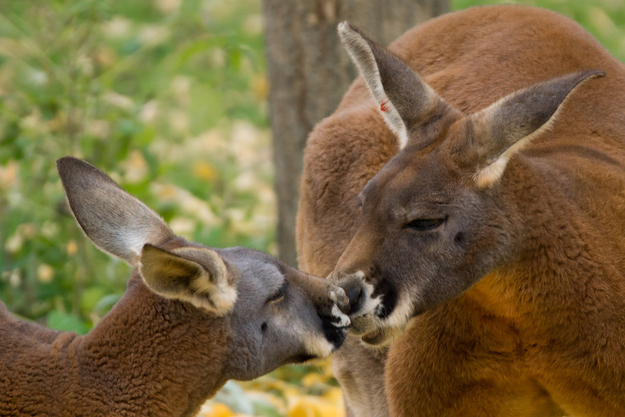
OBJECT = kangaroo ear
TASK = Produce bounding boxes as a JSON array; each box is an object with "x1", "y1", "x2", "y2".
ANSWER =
[
  {"x1": 454, "y1": 70, "x2": 605, "y2": 188},
  {"x1": 140, "y1": 245, "x2": 237, "y2": 315},
  {"x1": 57, "y1": 157, "x2": 175, "y2": 266},
  {"x1": 338, "y1": 21, "x2": 458, "y2": 150}
]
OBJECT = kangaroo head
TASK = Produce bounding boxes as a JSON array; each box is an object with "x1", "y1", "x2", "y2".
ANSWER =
[
  {"x1": 330, "y1": 22, "x2": 604, "y2": 347},
  {"x1": 57, "y1": 157, "x2": 349, "y2": 380}
]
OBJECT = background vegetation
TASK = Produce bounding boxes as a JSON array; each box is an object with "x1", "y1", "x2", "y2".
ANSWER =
[{"x1": 0, "y1": 0, "x2": 622, "y2": 415}]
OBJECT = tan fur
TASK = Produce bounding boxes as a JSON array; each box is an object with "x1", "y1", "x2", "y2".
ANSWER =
[
  {"x1": 297, "y1": 5, "x2": 625, "y2": 417},
  {"x1": 471, "y1": 72, "x2": 604, "y2": 188},
  {"x1": 141, "y1": 245, "x2": 237, "y2": 315},
  {"x1": 338, "y1": 22, "x2": 410, "y2": 149}
]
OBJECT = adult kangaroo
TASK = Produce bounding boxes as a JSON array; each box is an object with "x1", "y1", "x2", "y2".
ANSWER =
[
  {"x1": 297, "y1": 5, "x2": 625, "y2": 417},
  {"x1": 0, "y1": 157, "x2": 349, "y2": 417}
]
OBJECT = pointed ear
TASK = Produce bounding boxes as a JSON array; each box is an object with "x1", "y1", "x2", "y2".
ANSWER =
[
  {"x1": 454, "y1": 70, "x2": 605, "y2": 188},
  {"x1": 57, "y1": 157, "x2": 175, "y2": 266},
  {"x1": 140, "y1": 245, "x2": 237, "y2": 315},
  {"x1": 338, "y1": 21, "x2": 458, "y2": 150}
]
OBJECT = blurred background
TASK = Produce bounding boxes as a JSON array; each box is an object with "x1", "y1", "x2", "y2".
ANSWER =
[{"x1": 0, "y1": 0, "x2": 622, "y2": 416}]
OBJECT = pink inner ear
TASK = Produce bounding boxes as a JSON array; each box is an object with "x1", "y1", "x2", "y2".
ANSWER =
[{"x1": 380, "y1": 100, "x2": 388, "y2": 112}]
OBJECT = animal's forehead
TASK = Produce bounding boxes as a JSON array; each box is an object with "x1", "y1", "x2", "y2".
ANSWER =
[
  {"x1": 225, "y1": 252, "x2": 285, "y2": 315},
  {"x1": 217, "y1": 246, "x2": 275, "y2": 264},
  {"x1": 363, "y1": 148, "x2": 452, "y2": 203},
  {"x1": 172, "y1": 244, "x2": 285, "y2": 292},
  {"x1": 217, "y1": 247, "x2": 284, "y2": 289}
]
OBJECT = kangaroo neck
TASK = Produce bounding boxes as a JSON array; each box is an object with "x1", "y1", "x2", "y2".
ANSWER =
[{"x1": 69, "y1": 275, "x2": 231, "y2": 416}]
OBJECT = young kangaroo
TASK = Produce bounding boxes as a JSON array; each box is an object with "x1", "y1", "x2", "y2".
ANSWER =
[
  {"x1": 298, "y1": 5, "x2": 625, "y2": 417},
  {"x1": 0, "y1": 157, "x2": 350, "y2": 417}
]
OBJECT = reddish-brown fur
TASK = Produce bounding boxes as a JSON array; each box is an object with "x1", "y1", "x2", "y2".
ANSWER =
[
  {"x1": 0, "y1": 157, "x2": 349, "y2": 417},
  {"x1": 0, "y1": 266, "x2": 230, "y2": 416},
  {"x1": 297, "y1": 5, "x2": 625, "y2": 416}
]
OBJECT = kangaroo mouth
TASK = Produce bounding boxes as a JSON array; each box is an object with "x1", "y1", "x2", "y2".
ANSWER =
[
  {"x1": 360, "y1": 326, "x2": 402, "y2": 347},
  {"x1": 289, "y1": 353, "x2": 317, "y2": 364},
  {"x1": 361, "y1": 328, "x2": 389, "y2": 346},
  {"x1": 321, "y1": 317, "x2": 348, "y2": 349}
]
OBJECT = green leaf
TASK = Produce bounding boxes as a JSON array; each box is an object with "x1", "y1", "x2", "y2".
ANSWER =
[
  {"x1": 94, "y1": 294, "x2": 122, "y2": 315},
  {"x1": 80, "y1": 287, "x2": 105, "y2": 313},
  {"x1": 46, "y1": 311, "x2": 89, "y2": 335}
]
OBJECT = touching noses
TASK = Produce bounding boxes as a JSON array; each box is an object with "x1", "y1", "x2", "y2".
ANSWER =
[
  {"x1": 329, "y1": 270, "x2": 364, "y2": 315},
  {"x1": 328, "y1": 226, "x2": 378, "y2": 315},
  {"x1": 290, "y1": 270, "x2": 350, "y2": 318}
]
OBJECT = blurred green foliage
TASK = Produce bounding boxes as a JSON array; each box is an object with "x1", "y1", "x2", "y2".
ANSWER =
[
  {"x1": 0, "y1": 0, "x2": 624, "y2": 415},
  {"x1": 452, "y1": 0, "x2": 625, "y2": 62},
  {"x1": 2, "y1": 0, "x2": 622, "y2": 339},
  {"x1": 0, "y1": 0, "x2": 273, "y2": 331}
]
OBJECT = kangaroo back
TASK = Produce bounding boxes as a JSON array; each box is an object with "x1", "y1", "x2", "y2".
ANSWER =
[{"x1": 297, "y1": 5, "x2": 625, "y2": 416}]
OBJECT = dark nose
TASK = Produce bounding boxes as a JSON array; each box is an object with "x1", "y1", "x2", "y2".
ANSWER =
[
  {"x1": 337, "y1": 276, "x2": 363, "y2": 315},
  {"x1": 346, "y1": 286, "x2": 362, "y2": 312}
]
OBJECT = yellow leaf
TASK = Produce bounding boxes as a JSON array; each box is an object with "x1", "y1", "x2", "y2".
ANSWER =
[
  {"x1": 288, "y1": 396, "x2": 344, "y2": 417},
  {"x1": 206, "y1": 403, "x2": 235, "y2": 417},
  {"x1": 122, "y1": 150, "x2": 148, "y2": 183},
  {"x1": 20, "y1": 224, "x2": 36, "y2": 239},
  {"x1": 0, "y1": 160, "x2": 18, "y2": 191},
  {"x1": 37, "y1": 264, "x2": 54, "y2": 284},
  {"x1": 193, "y1": 161, "x2": 218, "y2": 182},
  {"x1": 320, "y1": 358, "x2": 334, "y2": 377},
  {"x1": 323, "y1": 388, "x2": 344, "y2": 405},
  {"x1": 67, "y1": 240, "x2": 78, "y2": 256},
  {"x1": 301, "y1": 373, "x2": 327, "y2": 388},
  {"x1": 155, "y1": 183, "x2": 178, "y2": 199},
  {"x1": 281, "y1": 385, "x2": 303, "y2": 401},
  {"x1": 251, "y1": 74, "x2": 268, "y2": 101},
  {"x1": 5, "y1": 232, "x2": 23, "y2": 254}
]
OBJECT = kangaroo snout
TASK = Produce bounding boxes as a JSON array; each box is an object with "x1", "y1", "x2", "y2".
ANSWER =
[
  {"x1": 337, "y1": 275, "x2": 364, "y2": 315},
  {"x1": 296, "y1": 272, "x2": 351, "y2": 328},
  {"x1": 329, "y1": 270, "x2": 366, "y2": 315},
  {"x1": 329, "y1": 268, "x2": 392, "y2": 339},
  {"x1": 325, "y1": 285, "x2": 352, "y2": 323}
]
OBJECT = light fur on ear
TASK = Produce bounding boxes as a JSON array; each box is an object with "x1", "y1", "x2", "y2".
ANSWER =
[
  {"x1": 463, "y1": 70, "x2": 605, "y2": 188},
  {"x1": 338, "y1": 21, "x2": 409, "y2": 148},
  {"x1": 57, "y1": 157, "x2": 175, "y2": 266},
  {"x1": 140, "y1": 245, "x2": 237, "y2": 315},
  {"x1": 338, "y1": 22, "x2": 456, "y2": 150}
]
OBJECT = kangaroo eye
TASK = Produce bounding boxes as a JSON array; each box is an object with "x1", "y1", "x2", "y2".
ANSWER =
[
  {"x1": 405, "y1": 218, "x2": 445, "y2": 231},
  {"x1": 268, "y1": 286, "x2": 285, "y2": 303}
]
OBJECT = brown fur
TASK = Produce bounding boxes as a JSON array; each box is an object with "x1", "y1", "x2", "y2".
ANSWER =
[
  {"x1": 0, "y1": 270, "x2": 231, "y2": 416},
  {"x1": 297, "y1": 5, "x2": 625, "y2": 416},
  {"x1": 0, "y1": 158, "x2": 349, "y2": 417}
]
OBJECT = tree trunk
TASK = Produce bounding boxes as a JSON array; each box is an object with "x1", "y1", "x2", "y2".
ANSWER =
[{"x1": 263, "y1": 0, "x2": 449, "y2": 266}]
